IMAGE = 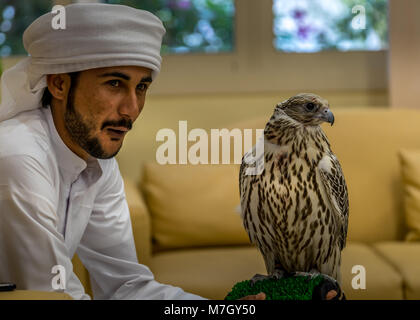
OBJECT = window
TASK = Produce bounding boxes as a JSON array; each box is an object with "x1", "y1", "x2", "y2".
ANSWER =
[
  {"x1": 1, "y1": 0, "x2": 390, "y2": 96},
  {"x1": 0, "y1": 0, "x2": 52, "y2": 57},
  {"x1": 273, "y1": 0, "x2": 388, "y2": 52},
  {"x1": 102, "y1": 0, "x2": 235, "y2": 54}
]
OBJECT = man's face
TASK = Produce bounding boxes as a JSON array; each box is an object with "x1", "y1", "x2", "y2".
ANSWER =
[{"x1": 64, "y1": 66, "x2": 152, "y2": 159}]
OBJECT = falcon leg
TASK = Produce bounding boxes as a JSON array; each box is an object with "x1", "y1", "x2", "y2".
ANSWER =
[
  {"x1": 272, "y1": 269, "x2": 287, "y2": 280},
  {"x1": 250, "y1": 273, "x2": 271, "y2": 285},
  {"x1": 291, "y1": 269, "x2": 337, "y2": 283},
  {"x1": 250, "y1": 265, "x2": 288, "y2": 285},
  {"x1": 290, "y1": 270, "x2": 318, "y2": 281}
]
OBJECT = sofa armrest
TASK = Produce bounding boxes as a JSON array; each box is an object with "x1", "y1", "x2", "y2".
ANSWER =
[
  {"x1": 0, "y1": 290, "x2": 73, "y2": 300},
  {"x1": 123, "y1": 176, "x2": 152, "y2": 266}
]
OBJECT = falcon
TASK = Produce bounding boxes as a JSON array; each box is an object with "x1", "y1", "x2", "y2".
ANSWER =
[{"x1": 239, "y1": 93, "x2": 349, "y2": 295}]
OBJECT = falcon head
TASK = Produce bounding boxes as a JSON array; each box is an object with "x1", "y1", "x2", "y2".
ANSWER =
[{"x1": 273, "y1": 93, "x2": 334, "y2": 126}]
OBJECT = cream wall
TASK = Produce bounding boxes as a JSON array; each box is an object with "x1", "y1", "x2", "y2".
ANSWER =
[{"x1": 389, "y1": 0, "x2": 420, "y2": 109}]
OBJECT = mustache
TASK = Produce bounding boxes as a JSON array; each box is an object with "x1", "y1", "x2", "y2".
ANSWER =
[{"x1": 101, "y1": 118, "x2": 133, "y2": 131}]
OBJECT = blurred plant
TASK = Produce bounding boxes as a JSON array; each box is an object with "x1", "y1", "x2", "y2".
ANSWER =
[
  {"x1": 0, "y1": 0, "x2": 234, "y2": 56},
  {"x1": 0, "y1": 0, "x2": 52, "y2": 57},
  {"x1": 273, "y1": 0, "x2": 388, "y2": 52},
  {"x1": 103, "y1": 0, "x2": 235, "y2": 54}
]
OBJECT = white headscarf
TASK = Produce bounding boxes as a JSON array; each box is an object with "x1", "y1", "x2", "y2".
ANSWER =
[{"x1": 0, "y1": 3, "x2": 165, "y2": 122}]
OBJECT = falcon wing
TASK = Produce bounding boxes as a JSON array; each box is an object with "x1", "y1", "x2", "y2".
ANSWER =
[
  {"x1": 238, "y1": 147, "x2": 260, "y2": 245},
  {"x1": 319, "y1": 155, "x2": 349, "y2": 250},
  {"x1": 239, "y1": 152, "x2": 252, "y2": 227}
]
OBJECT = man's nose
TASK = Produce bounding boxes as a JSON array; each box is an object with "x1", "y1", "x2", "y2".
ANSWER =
[{"x1": 118, "y1": 90, "x2": 141, "y2": 120}]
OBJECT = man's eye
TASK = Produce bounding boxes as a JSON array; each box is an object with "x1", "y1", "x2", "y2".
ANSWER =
[
  {"x1": 108, "y1": 80, "x2": 121, "y2": 87},
  {"x1": 137, "y1": 83, "x2": 148, "y2": 91}
]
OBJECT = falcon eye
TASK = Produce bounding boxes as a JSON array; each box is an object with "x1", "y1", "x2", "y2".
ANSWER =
[{"x1": 305, "y1": 103, "x2": 316, "y2": 111}]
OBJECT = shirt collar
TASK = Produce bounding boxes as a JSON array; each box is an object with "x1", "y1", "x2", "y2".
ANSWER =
[{"x1": 44, "y1": 107, "x2": 88, "y2": 181}]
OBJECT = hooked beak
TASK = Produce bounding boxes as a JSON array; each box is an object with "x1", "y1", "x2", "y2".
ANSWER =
[{"x1": 322, "y1": 108, "x2": 335, "y2": 126}]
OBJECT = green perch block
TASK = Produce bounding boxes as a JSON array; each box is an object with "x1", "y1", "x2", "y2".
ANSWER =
[{"x1": 225, "y1": 275, "x2": 324, "y2": 300}]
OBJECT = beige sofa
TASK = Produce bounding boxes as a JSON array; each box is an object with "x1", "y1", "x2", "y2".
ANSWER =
[
  {"x1": 3, "y1": 107, "x2": 420, "y2": 300},
  {"x1": 92, "y1": 107, "x2": 419, "y2": 300}
]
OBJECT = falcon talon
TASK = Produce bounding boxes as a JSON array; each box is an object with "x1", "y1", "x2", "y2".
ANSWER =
[{"x1": 250, "y1": 273, "x2": 270, "y2": 286}]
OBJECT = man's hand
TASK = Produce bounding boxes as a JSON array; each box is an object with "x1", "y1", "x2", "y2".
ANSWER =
[{"x1": 239, "y1": 292, "x2": 266, "y2": 300}]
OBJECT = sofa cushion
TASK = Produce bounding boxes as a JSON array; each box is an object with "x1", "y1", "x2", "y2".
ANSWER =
[
  {"x1": 340, "y1": 242, "x2": 403, "y2": 299},
  {"x1": 373, "y1": 241, "x2": 420, "y2": 299},
  {"x1": 149, "y1": 246, "x2": 266, "y2": 299},
  {"x1": 398, "y1": 149, "x2": 420, "y2": 241},
  {"x1": 142, "y1": 163, "x2": 250, "y2": 251},
  {"x1": 149, "y1": 242, "x2": 403, "y2": 300}
]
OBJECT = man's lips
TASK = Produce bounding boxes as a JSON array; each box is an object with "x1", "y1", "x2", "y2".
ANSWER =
[
  {"x1": 105, "y1": 126, "x2": 129, "y2": 138},
  {"x1": 106, "y1": 126, "x2": 129, "y2": 132}
]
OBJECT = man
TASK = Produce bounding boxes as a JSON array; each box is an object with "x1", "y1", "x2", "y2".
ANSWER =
[
  {"x1": 0, "y1": 3, "x2": 264, "y2": 301},
  {"x1": 0, "y1": 2, "x2": 204, "y2": 300}
]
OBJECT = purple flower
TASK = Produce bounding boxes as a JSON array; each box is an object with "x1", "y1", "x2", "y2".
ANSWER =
[
  {"x1": 292, "y1": 9, "x2": 306, "y2": 21},
  {"x1": 177, "y1": 0, "x2": 192, "y2": 10},
  {"x1": 297, "y1": 25, "x2": 311, "y2": 39}
]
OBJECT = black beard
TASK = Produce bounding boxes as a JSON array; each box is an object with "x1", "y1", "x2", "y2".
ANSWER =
[{"x1": 64, "y1": 86, "x2": 121, "y2": 160}]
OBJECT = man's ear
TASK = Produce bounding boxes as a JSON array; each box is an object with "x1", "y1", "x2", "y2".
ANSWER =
[{"x1": 46, "y1": 74, "x2": 71, "y2": 101}]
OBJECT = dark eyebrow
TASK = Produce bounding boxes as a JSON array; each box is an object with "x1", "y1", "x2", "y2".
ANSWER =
[
  {"x1": 99, "y1": 72, "x2": 130, "y2": 80},
  {"x1": 140, "y1": 76, "x2": 153, "y2": 83},
  {"x1": 98, "y1": 72, "x2": 152, "y2": 83}
]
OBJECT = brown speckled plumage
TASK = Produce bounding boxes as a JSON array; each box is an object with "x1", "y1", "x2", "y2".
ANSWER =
[{"x1": 239, "y1": 93, "x2": 349, "y2": 284}]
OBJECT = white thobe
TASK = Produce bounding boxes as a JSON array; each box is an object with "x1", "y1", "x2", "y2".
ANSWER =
[{"x1": 0, "y1": 107, "x2": 204, "y2": 300}]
